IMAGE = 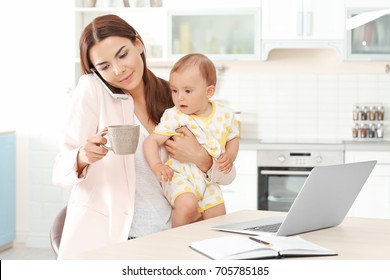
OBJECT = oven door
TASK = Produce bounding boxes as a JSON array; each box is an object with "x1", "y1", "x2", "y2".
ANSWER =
[{"x1": 258, "y1": 167, "x2": 312, "y2": 212}]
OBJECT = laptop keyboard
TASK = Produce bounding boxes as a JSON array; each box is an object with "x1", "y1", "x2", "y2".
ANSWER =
[{"x1": 244, "y1": 223, "x2": 282, "y2": 233}]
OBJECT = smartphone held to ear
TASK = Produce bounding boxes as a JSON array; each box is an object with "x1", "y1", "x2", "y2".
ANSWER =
[{"x1": 90, "y1": 68, "x2": 128, "y2": 100}]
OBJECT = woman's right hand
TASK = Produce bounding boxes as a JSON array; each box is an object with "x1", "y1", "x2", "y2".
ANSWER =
[
  {"x1": 165, "y1": 126, "x2": 212, "y2": 173},
  {"x1": 77, "y1": 128, "x2": 109, "y2": 174}
]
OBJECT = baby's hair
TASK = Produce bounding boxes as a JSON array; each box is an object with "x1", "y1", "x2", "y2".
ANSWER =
[{"x1": 170, "y1": 53, "x2": 217, "y2": 86}]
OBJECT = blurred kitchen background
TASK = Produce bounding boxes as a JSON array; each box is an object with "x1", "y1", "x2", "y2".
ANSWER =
[{"x1": 1, "y1": 0, "x2": 390, "y2": 252}]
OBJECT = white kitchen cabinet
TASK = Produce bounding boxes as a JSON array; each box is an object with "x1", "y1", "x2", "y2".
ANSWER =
[
  {"x1": 222, "y1": 150, "x2": 258, "y2": 214},
  {"x1": 261, "y1": 0, "x2": 345, "y2": 59},
  {"x1": 345, "y1": 0, "x2": 390, "y2": 8},
  {"x1": 168, "y1": 9, "x2": 261, "y2": 60},
  {"x1": 345, "y1": 151, "x2": 390, "y2": 219},
  {"x1": 73, "y1": 0, "x2": 262, "y2": 85}
]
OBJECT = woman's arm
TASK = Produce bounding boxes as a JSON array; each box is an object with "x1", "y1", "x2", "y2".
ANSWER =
[{"x1": 164, "y1": 126, "x2": 212, "y2": 172}]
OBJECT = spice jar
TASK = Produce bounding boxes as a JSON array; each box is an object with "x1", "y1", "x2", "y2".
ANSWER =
[
  {"x1": 376, "y1": 123, "x2": 384, "y2": 138},
  {"x1": 377, "y1": 106, "x2": 384, "y2": 121},
  {"x1": 360, "y1": 123, "x2": 367, "y2": 138},
  {"x1": 352, "y1": 123, "x2": 359, "y2": 138},
  {"x1": 369, "y1": 106, "x2": 376, "y2": 121},
  {"x1": 368, "y1": 123, "x2": 376, "y2": 138},
  {"x1": 360, "y1": 106, "x2": 368, "y2": 121},
  {"x1": 353, "y1": 105, "x2": 360, "y2": 120}
]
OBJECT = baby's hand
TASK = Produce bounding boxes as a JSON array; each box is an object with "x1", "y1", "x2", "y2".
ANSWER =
[
  {"x1": 152, "y1": 163, "x2": 174, "y2": 182},
  {"x1": 217, "y1": 153, "x2": 233, "y2": 173}
]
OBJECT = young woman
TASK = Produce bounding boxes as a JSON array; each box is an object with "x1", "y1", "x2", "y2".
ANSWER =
[{"x1": 52, "y1": 14, "x2": 217, "y2": 259}]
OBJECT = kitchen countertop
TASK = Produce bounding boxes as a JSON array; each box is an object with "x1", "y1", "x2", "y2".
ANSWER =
[
  {"x1": 0, "y1": 130, "x2": 15, "y2": 135},
  {"x1": 239, "y1": 138, "x2": 390, "y2": 151},
  {"x1": 344, "y1": 140, "x2": 390, "y2": 151},
  {"x1": 238, "y1": 138, "x2": 262, "y2": 150}
]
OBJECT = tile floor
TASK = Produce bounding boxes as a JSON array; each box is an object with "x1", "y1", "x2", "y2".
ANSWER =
[{"x1": 0, "y1": 243, "x2": 56, "y2": 260}]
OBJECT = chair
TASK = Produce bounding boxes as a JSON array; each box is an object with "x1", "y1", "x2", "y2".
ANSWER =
[{"x1": 50, "y1": 206, "x2": 67, "y2": 256}]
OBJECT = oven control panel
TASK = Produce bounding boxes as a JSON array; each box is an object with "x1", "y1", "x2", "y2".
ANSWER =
[{"x1": 258, "y1": 150, "x2": 344, "y2": 167}]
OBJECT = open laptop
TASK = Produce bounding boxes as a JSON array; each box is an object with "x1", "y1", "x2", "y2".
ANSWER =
[{"x1": 212, "y1": 160, "x2": 377, "y2": 236}]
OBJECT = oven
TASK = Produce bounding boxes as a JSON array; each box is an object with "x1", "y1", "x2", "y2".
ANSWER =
[{"x1": 257, "y1": 144, "x2": 344, "y2": 212}]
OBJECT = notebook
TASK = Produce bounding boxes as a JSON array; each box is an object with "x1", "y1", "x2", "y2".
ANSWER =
[
  {"x1": 212, "y1": 160, "x2": 377, "y2": 236},
  {"x1": 190, "y1": 235, "x2": 337, "y2": 260}
]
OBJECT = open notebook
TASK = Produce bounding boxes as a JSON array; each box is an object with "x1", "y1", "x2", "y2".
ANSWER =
[
  {"x1": 213, "y1": 160, "x2": 377, "y2": 236},
  {"x1": 190, "y1": 235, "x2": 337, "y2": 260}
]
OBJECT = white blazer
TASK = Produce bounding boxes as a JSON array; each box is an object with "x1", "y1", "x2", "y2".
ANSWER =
[{"x1": 52, "y1": 74, "x2": 138, "y2": 259}]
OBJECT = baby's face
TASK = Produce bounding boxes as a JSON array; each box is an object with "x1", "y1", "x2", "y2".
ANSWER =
[{"x1": 169, "y1": 68, "x2": 214, "y2": 117}]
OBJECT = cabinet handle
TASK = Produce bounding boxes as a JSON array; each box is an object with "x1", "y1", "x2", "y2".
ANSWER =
[
  {"x1": 260, "y1": 170, "x2": 311, "y2": 176},
  {"x1": 305, "y1": 12, "x2": 312, "y2": 36},
  {"x1": 297, "y1": 12, "x2": 303, "y2": 36}
]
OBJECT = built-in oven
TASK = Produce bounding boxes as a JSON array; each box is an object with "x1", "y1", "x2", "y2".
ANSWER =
[{"x1": 257, "y1": 143, "x2": 344, "y2": 212}]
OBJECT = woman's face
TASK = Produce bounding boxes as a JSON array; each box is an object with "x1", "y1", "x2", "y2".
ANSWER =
[{"x1": 89, "y1": 36, "x2": 144, "y2": 93}]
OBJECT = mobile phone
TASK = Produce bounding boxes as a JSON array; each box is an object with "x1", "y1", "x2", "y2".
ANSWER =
[{"x1": 90, "y1": 68, "x2": 128, "y2": 100}]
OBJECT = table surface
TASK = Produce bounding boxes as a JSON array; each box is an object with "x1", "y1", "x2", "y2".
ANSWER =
[{"x1": 72, "y1": 210, "x2": 390, "y2": 260}]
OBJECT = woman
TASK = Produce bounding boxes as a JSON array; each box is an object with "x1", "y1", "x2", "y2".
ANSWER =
[{"x1": 52, "y1": 14, "x2": 215, "y2": 260}]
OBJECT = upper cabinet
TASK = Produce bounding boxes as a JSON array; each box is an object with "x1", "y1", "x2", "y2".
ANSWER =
[
  {"x1": 345, "y1": 0, "x2": 390, "y2": 61},
  {"x1": 261, "y1": 0, "x2": 345, "y2": 59},
  {"x1": 73, "y1": 0, "x2": 261, "y2": 85},
  {"x1": 73, "y1": 0, "x2": 389, "y2": 84},
  {"x1": 346, "y1": 12, "x2": 390, "y2": 60},
  {"x1": 168, "y1": 9, "x2": 261, "y2": 61}
]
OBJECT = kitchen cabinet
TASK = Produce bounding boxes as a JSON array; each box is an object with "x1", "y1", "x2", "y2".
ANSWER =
[
  {"x1": 222, "y1": 150, "x2": 258, "y2": 214},
  {"x1": 345, "y1": 1, "x2": 390, "y2": 60},
  {"x1": 0, "y1": 132, "x2": 16, "y2": 251},
  {"x1": 73, "y1": 0, "x2": 261, "y2": 85},
  {"x1": 168, "y1": 9, "x2": 261, "y2": 60},
  {"x1": 346, "y1": 10, "x2": 390, "y2": 60},
  {"x1": 261, "y1": 0, "x2": 345, "y2": 59},
  {"x1": 345, "y1": 150, "x2": 390, "y2": 219},
  {"x1": 345, "y1": 0, "x2": 390, "y2": 8}
]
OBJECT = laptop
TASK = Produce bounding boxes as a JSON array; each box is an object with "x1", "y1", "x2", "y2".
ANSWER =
[{"x1": 212, "y1": 160, "x2": 377, "y2": 236}]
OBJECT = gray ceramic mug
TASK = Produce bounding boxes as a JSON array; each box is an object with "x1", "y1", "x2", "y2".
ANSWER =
[{"x1": 102, "y1": 125, "x2": 140, "y2": 155}]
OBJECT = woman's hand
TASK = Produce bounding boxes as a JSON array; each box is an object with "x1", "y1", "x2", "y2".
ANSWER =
[
  {"x1": 165, "y1": 126, "x2": 212, "y2": 172},
  {"x1": 77, "y1": 128, "x2": 109, "y2": 174}
]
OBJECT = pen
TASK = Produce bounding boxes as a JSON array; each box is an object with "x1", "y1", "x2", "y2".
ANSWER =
[{"x1": 249, "y1": 237, "x2": 272, "y2": 247}]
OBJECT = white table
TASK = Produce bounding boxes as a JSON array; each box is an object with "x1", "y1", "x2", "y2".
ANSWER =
[{"x1": 71, "y1": 210, "x2": 390, "y2": 260}]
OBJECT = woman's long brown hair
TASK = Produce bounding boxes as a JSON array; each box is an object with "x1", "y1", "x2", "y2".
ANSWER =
[{"x1": 79, "y1": 14, "x2": 173, "y2": 124}]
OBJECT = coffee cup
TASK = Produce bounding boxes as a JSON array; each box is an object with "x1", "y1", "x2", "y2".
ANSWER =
[{"x1": 102, "y1": 125, "x2": 140, "y2": 155}]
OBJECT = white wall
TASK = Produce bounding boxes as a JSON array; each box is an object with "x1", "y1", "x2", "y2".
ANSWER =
[
  {"x1": 2, "y1": 1, "x2": 390, "y2": 248},
  {"x1": 1, "y1": 0, "x2": 74, "y2": 247}
]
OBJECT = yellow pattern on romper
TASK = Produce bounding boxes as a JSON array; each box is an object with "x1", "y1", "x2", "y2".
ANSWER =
[{"x1": 154, "y1": 101, "x2": 240, "y2": 211}]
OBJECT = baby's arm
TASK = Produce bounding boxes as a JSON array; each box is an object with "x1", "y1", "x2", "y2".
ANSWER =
[
  {"x1": 144, "y1": 133, "x2": 174, "y2": 182},
  {"x1": 216, "y1": 137, "x2": 239, "y2": 173}
]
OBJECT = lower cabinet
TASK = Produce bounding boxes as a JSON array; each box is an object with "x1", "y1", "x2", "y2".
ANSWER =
[
  {"x1": 0, "y1": 132, "x2": 16, "y2": 250},
  {"x1": 345, "y1": 151, "x2": 390, "y2": 219},
  {"x1": 222, "y1": 150, "x2": 258, "y2": 213}
]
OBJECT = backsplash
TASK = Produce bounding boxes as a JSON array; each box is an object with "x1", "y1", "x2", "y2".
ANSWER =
[
  {"x1": 218, "y1": 72, "x2": 390, "y2": 141},
  {"x1": 153, "y1": 67, "x2": 390, "y2": 142}
]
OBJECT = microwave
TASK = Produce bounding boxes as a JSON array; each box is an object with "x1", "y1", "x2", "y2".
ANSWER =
[{"x1": 346, "y1": 9, "x2": 390, "y2": 60}]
